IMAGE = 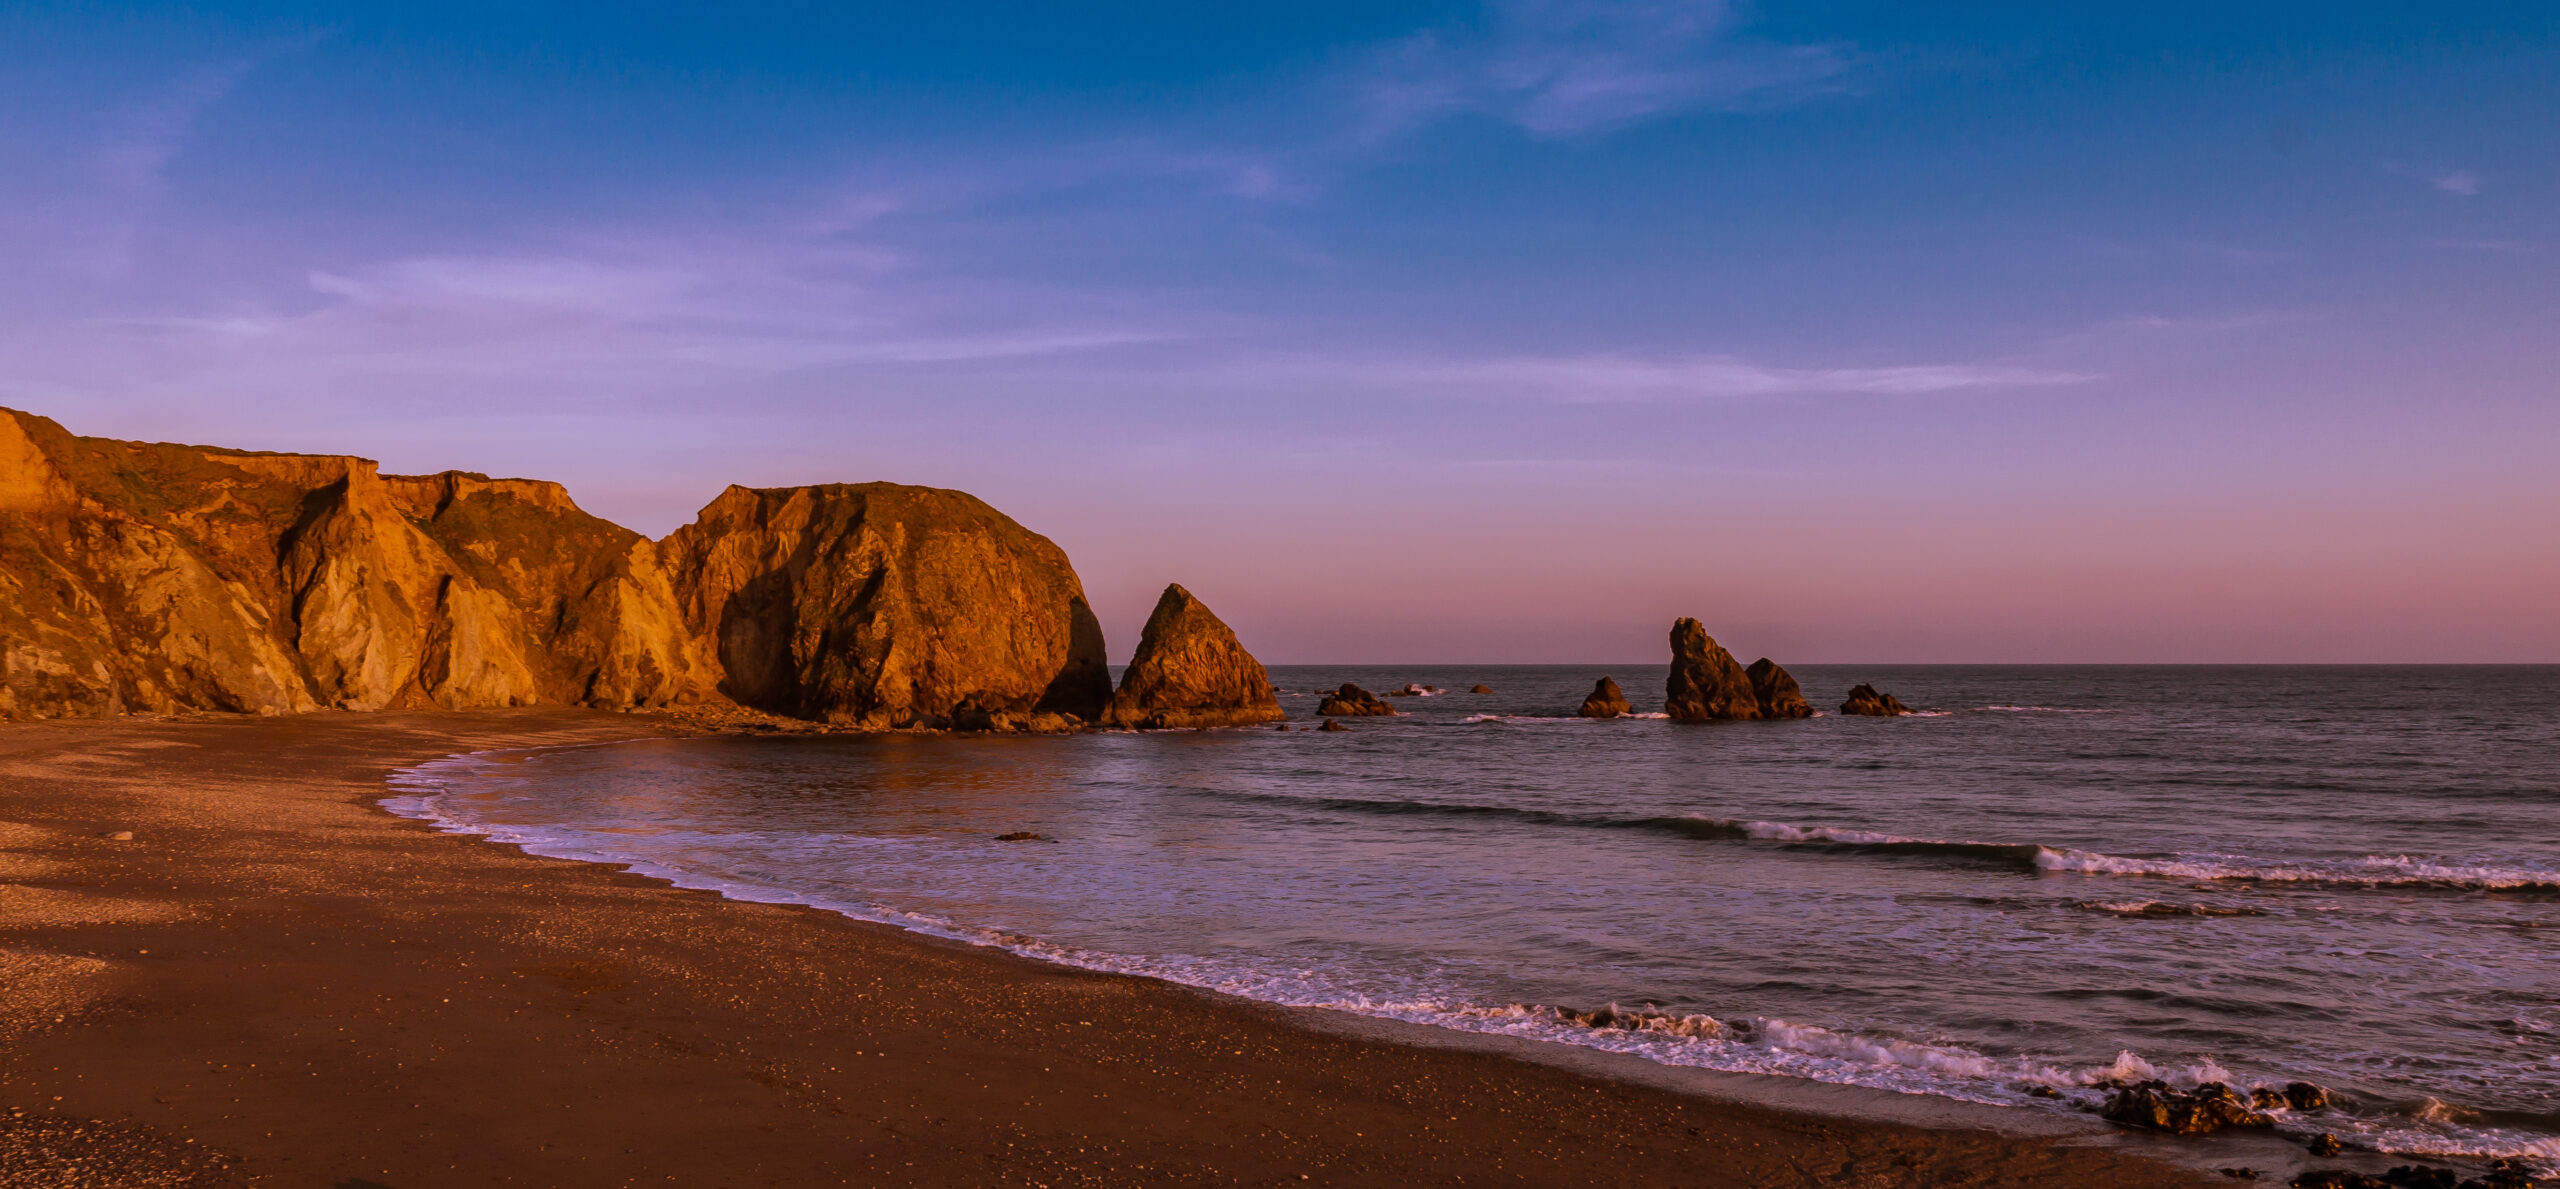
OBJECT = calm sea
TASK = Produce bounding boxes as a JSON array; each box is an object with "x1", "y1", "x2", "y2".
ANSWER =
[{"x1": 384, "y1": 665, "x2": 2560, "y2": 1163}]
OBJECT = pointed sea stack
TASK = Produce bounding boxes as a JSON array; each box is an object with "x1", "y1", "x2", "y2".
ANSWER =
[
  {"x1": 1100, "y1": 584, "x2": 1283, "y2": 729},
  {"x1": 1316, "y1": 683, "x2": 1397, "y2": 716},
  {"x1": 1578, "y1": 677, "x2": 1631, "y2": 719},
  {"x1": 1664, "y1": 618, "x2": 1763, "y2": 721},
  {"x1": 1746, "y1": 658, "x2": 1813, "y2": 719},
  {"x1": 1839, "y1": 683, "x2": 1911, "y2": 716}
]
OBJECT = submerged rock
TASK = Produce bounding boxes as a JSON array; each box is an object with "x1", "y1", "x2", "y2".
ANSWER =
[
  {"x1": 1469, "y1": 684, "x2": 1493, "y2": 694},
  {"x1": 1577, "y1": 677, "x2": 1631, "y2": 719},
  {"x1": 1839, "y1": 683, "x2": 1912, "y2": 716},
  {"x1": 2101, "y1": 1081, "x2": 2276, "y2": 1135},
  {"x1": 1100, "y1": 584, "x2": 1283, "y2": 730},
  {"x1": 1664, "y1": 618, "x2": 1762, "y2": 721},
  {"x1": 1317, "y1": 718, "x2": 1348, "y2": 732},
  {"x1": 1745, "y1": 658, "x2": 1814, "y2": 719},
  {"x1": 1316, "y1": 683, "x2": 1397, "y2": 717}
]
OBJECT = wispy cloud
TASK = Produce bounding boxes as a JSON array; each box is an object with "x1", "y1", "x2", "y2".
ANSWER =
[
  {"x1": 2432, "y1": 170, "x2": 2482, "y2": 197},
  {"x1": 1199, "y1": 352, "x2": 2091, "y2": 402},
  {"x1": 1358, "y1": 0, "x2": 1858, "y2": 138}
]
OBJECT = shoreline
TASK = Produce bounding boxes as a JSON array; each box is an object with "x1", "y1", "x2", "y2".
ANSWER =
[{"x1": 1, "y1": 709, "x2": 2258, "y2": 1186}]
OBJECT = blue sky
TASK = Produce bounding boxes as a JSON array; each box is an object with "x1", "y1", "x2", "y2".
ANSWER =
[{"x1": 3, "y1": 2, "x2": 2553, "y2": 661}]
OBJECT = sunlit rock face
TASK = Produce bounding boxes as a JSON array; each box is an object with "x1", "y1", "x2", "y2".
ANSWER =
[
  {"x1": 1663, "y1": 617, "x2": 1762, "y2": 722},
  {"x1": 1101, "y1": 584, "x2": 1283, "y2": 730},
  {"x1": 660, "y1": 482, "x2": 1111, "y2": 729}
]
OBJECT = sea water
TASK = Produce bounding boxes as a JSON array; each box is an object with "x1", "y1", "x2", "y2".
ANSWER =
[{"x1": 383, "y1": 665, "x2": 2560, "y2": 1164}]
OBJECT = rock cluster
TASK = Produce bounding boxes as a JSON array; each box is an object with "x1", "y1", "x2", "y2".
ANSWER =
[
  {"x1": 2099, "y1": 1081, "x2": 2275, "y2": 1135},
  {"x1": 1577, "y1": 677, "x2": 1631, "y2": 719},
  {"x1": 1664, "y1": 618, "x2": 1763, "y2": 721},
  {"x1": 1316, "y1": 684, "x2": 1397, "y2": 716},
  {"x1": 2291, "y1": 1162, "x2": 2542, "y2": 1189},
  {"x1": 1839, "y1": 683, "x2": 1912, "y2": 716},
  {"x1": 1100, "y1": 584, "x2": 1283, "y2": 730},
  {"x1": 0, "y1": 410, "x2": 1109, "y2": 728}
]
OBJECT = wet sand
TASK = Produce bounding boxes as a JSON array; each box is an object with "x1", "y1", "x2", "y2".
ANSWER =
[{"x1": 0, "y1": 710, "x2": 2229, "y2": 1187}]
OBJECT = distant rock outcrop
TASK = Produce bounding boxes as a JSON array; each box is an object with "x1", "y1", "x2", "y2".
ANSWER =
[
  {"x1": 1746, "y1": 659, "x2": 1813, "y2": 719},
  {"x1": 1316, "y1": 683, "x2": 1397, "y2": 717},
  {"x1": 1469, "y1": 684, "x2": 1493, "y2": 694},
  {"x1": 661, "y1": 483, "x2": 1109, "y2": 729},
  {"x1": 1577, "y1": 677, "x2": 1631, "y2": 719},
  {"x1": 1100, "y1": 584, "x2": 1282, "y2": 730},
  {"x1": 1839, "y1": 684, "x2": 1911, "y2": 717},
  {"x1": 1664, "y1": 618, "x2": 1762, "y2": 721},
  {"x1": 0, "y1": 409, "x2": 1113, "y2": 729}
]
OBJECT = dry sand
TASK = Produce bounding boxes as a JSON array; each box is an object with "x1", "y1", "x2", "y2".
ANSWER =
[{"x1": 0, "y1": 710, "x2": 2235, "y2": 1187}]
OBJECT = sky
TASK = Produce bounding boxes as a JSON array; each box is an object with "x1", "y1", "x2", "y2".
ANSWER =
[{"x1": 1, "y1": 2, "x2": 2553, "y2": 663}]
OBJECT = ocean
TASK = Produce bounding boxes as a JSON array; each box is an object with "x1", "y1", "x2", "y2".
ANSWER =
[{"x1": 382, "y1": 665, "x2": 2560, "y2": 1164}]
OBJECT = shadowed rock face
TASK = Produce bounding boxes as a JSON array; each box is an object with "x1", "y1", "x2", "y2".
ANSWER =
[
  {"x1": 1577, "y1": 677, "x2": 1630, "y2": 719},
  {"x1": 1102, "y1": 584, "x2": 1282, "y2": 730},
  {"x1": 0, "y1": 410, "x2": 1104, "y2": 727},
  {"x1": 1745, "y1": 658, "x2": 1814, "y2": 719},
  {"x1": 660, "y1": 483, "x2": 1110, "y2": 729},
  {"x1": 1664, "y1": 618, "x2": 1762, "y2": 721}
]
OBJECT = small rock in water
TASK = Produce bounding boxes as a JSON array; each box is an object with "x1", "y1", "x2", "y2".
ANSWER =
[
  {"x1": 1316, "y1": 684, "x2": 1398, "y2": 716},
  {"x1": 2306, "y1": 1134, "x2": 2343, "y2": 1157},
  {"x1": 1273, "y1": 723, "x2": 1290, "y2": 731},
  {"x1": 1469, "y1": 684, "x2": 1493, "y2": 694},
  {"x1": 2101, "y1": 1081, "x2": 2276, "y2": 1135},
  {"x1": 104, "y1": 830, "x2": 134, "y2": 841},
  {"x1": 1839, "y1": 683, "x2": 1912, "y2": 716},
  {"x1": 2285, "y1": 1081, "x2": 2332, "y2": 1111},
  {"x1": 1317, "y1": 719, "x2": 1348, "y2": 732},
  {"x1": 994, "y1": 831, "x2": 1045, "y2": 842},
  {"x1": 2220, "y1": 1169, "x2": 2262, "y2": 1181},
  {"x1": 1577, "y1": 677, "x2": 1631, "y2": 719}
]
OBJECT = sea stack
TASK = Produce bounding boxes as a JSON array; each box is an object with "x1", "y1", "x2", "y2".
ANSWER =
[
  {"x1": 1577, "y1": 677, "x2": 1631, "y2": 719},
  {"x1": 1100, "y1": 584, "x2": 1283, "y2": 729},
  {"x1": 1839, "y1": 684, "x2": 1911, "y2": 716},
  {"x1": 1663, "y1": 618, "x2": 1762, "y2": 721},
  {"x1": 1316, "y1": 683, "x2": 1397, "y2": 716},
  {"x1": 1746, "y1": 659, "x2": 1814, "y2": 719},
  {"x1": 661, "y1": 483, "x2": 1110, "y2": 730}
]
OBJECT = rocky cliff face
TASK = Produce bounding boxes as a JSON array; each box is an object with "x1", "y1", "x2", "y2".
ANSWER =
[
  {"x1": 659, "y1": 483, "x2": 1109, "y2": 729},
  {"x1": 1663, "y1": 618, "x2": 1763, "y2": 721},
  {"x1": 1100, "y1": 584, "x2": 1282, "y2": 730},
  {"x1": 1, "y1": 411, "x2": 1103, "y2": 728}
]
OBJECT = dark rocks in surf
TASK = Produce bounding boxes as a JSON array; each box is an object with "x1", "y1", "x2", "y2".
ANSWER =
[
  {"x1": 1469, "y1": 684, "x2": 1494, "y2": 694},
  {"x1": 1839, "y1": 683, "x2": 1912, "y2": 717},
  {"x1": 994, "y1": 832, "x2": 1046, "y2": 842},
  {"x1": 2306, "y1": 1134, "x2": 2344, "y2": 1157},
  {"x1": 1664, "y1": 618, "x2": 1762, "y2": 721},
  {"x1": 1746, "y1": 658, "x2": 1813, "y2": 719},
  {"x1": 1578, "y1": 677, "x2": 1631, "y2": 719},
  {"x1": 2283, "y1": 1082, "x2": 2331, "y2": 1112},
  {"x1": 1317, "y1": 683, "x2": 1397, "y2": 716},
  {"x1": 1317, "y1": 718, "x2": 1348, "y2": 732},
  {"x1": 2101, "y1": 1081, "x2": 2276, "y2": 1135}
]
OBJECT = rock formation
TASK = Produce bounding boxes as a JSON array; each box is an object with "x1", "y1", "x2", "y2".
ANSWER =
[
  {"x1": 2099, "y1": 1082, "x2": 2275, "y2": 1135},
  {"x1": 1316, "y1": 683, "x2": 1397, "y2": 716},
  {"x1": 1839, "y1": 684, "x2": 1911, "y2": 716},
  {"x1": 0, "y1": 410, "x2": 1112, "y2": 729},
  {"x1": 1745, "y1": 659, "x2": 1813, "y2": 719},
  {"x1": 1577, "y1": 677, "x2": 1630, "y2": 719},
  {"x1": 1469, "y1": 684, "x2": 1493, "y2": 694},
  {"x1": 659, "y1": 483, "x2": 1108, "y2": 729},
  {"x1": 1100, "y1": 584, "x2": 1283, "y2": 730},
  {"x1": 1663, "y1": 618, "x2": 1762, "y2": 721}
]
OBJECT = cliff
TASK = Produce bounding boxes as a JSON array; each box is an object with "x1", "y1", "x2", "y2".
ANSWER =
[
  {"x1": 1100, "y1": 584, "x2": 1282, "y2": 729},
  {"x1": 0, "y1": 411, "x2": 1106, "y2": 728}
]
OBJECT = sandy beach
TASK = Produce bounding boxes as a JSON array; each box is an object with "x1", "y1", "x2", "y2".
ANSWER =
[{"x1": 0, "y1": 710, "x2": 2231, "y2": 1187}]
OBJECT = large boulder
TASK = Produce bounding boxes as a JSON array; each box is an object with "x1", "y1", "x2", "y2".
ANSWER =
[
  {"x1": 1316, "y1": 683, "x2": 1397, "y2": 716},
  {"x1": 1577, "y1": 677, "x2": 1631, "y2": 719},
  {"x1": 1839, "y1": 683, "x2": 1911, "y2": 716},
  {"x1": 1101, "y1": 584, "x2": 1282, "y2": 729},
  {"x1": 1746, "y1": 658, "x2": 1813, "y2": 719},
  {"x1": 660, "y1": 483, "x2": 1110, "y2": 729},
  {"x1": 1664, "y1": 618, "x2": 1762, "y2": 721}
]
